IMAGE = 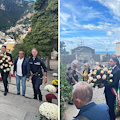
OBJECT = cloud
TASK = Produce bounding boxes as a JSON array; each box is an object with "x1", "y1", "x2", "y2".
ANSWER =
[
  {"x1": 94, "y1": 0, "x2": 120, "y2": 18},
  {"x1": 61, "y1": 36, "x2": 116, "y2": 52},
  {"x1": 60, "y1": 0, "x2": 120, "y2": 52}
]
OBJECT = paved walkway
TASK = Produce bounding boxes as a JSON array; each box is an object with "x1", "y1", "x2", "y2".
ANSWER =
[
  {"x1": 0, "y1": 60, "x2": 58, "y2": 120},
  {"x1": 64, "y1": 87, "x2": 120, "y2": 120}
]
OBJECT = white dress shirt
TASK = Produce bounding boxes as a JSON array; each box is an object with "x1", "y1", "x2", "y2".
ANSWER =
[{"x1": 17, "y1": 57, "x2": 24, "y2": 76}]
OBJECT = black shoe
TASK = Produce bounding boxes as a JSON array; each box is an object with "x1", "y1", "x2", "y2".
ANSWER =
[
  {"x1": 4, "y1": 92, "x2": 7, "y2": 96},
  {"x1": 68, "y1": 102, "x2": 73, "y2": 105},
  {"x1": 33, "y1": 96, "x2": 37, "y2": 99},
  {"x1": 22, "y1": 95, "x2": 25, "y2": 97},
  {"x1": 17, "y1": 93, "x2": 20, "y2": 95}
]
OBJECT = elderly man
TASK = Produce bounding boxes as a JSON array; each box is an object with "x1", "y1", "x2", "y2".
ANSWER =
[
  {"x1": 13, "y1": 50, "x2": 30, "y2": 96},
  {"x1": 29, "y1": 48, "x2": 47, "y2": 101},
  {"x1": 73, "y1": 82, "x2": 110, "y2": 120}
]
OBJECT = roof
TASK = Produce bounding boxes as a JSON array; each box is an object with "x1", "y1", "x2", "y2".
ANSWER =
[{"x1": 116, "y1": 42, "x2": 120, "y2": 44}]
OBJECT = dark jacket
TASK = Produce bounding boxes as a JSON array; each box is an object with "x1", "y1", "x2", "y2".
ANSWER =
[
  {"x1": 73, "y1": 102, "x2": 110, "y2": 120},
  {"x1": 29, "y1": 56, "x2": 47, "y2": 77},
  {"x1": 13, "y1": 57, "x2": 30, "y2": 78},
  {"x1": 66, "y1": 67, "x2": 78, "y2": 85},
  {"x1": 104, "y1": 66, "x2": 120, "y2": 96}
]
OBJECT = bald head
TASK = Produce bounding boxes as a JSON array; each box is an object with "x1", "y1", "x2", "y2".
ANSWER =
[{"x1": 72, "y1": 82, "x2": 93, "y2": 109}]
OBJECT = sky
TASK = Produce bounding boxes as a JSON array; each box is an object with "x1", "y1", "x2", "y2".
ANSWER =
[{"x1": 60, "y1": 0, "x2": 120, "y2": 53}]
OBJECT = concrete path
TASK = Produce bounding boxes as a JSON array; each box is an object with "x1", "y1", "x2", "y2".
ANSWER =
[{"x1": 0, "y1": 60, "x2": 58, "y2": 120}]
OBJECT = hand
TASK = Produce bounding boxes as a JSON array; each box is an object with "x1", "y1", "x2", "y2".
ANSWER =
[
  {"x1": 43, "y1": 78, "x2": 47, "y2": 84},
  {"x1": 30, "y1": 71, "x2": 33, "y2": 76},
  {"x1": 26, "y1": 78, "x2": 29, "y2": 81},
  {"x1": 98, "y1": 83, "x2": 104, "y2": 88}
]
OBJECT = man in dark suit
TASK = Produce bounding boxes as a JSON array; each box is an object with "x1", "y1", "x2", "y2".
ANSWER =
[
  {"x1": 73, "y1": 82, "x2": 110, "y2": 120},
  {"x1": 1, "y1": 45, "x2": 12, "y2": 96},
  {"x1": 100, "y1": 57, "x2": 120, "y2": 120}
]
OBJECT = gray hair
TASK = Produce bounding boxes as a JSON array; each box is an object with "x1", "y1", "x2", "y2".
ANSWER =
[
  {"x1": 32, "y1": 48, "x2": 38, "y2": 52},
  {"x1": 71, "y1": 60, "x2": 78, "y2": 67},
  {"x1": 72, "y1": 81, "x2": 93, "y2": 102},
  {"x1": 84, "y1": 63, "x2": 90, "y2": 69}
]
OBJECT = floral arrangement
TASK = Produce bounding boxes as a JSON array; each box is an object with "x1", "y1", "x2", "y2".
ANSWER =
[
  {"x1": 0, "y1": 54, "x2": 13, "y2": 72},
  {"x1": 45, "y1": 93, "x2": 57, "y2": 103},
  {"x1": 52, "y1": 73, "x2": 58, "y2": 77},
  {"x1": 39, "y1": 102, "x2": 58, "y2": 120},
  {"x1": 44, "y1": 84, "x2": 57, "y2": 93},
  {"x1": 52, "y1": 80, "x2": 58, "y2": 87},
  {"x1": 88, "y1": 62, "x2": 113, "y2": 87}
]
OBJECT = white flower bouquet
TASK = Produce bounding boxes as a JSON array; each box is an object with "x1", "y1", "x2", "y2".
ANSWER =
[
  {"x1": 88, "y1": 62, "x2": 113, "y2": 87},
  {"x1": 44, "y1": 84, "x2": 57, "y2": 93},
  {"x1": 39, "y1": 102, "x2": 58, "y2": 120},
  {"x1": 0, "y1": 54, "x2": 13, "y2": 72},
  {"x1": 52, "y1": 73, "x2": 58, "y2": 77}
]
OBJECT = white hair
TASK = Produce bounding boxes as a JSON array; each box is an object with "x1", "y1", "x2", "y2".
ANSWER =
[
  {"x1": 72, "y1": 81, "x2": 93, "y2": 102},
  {"x1": 32, "y1": 48, "x2": 38, "y2": 52},
  {"x1": 71, "y1": 60, "x2": 78, "y2": 67}
]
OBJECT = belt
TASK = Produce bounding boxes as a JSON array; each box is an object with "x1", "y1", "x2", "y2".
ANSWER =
[{"x1": 33, "y1": 72, "x2": 41, "y2": 76}]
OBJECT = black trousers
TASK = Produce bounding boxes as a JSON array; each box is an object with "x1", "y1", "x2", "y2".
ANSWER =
[
  {"x1": 31, "y1": 75, "x2": 43, "y2": 99},
  {"x1": 105, "y1": 92, "x2": 116, "y2": 120},
  {"x1": 1, "y1": 71, "x2": 9, "y2": 92}
]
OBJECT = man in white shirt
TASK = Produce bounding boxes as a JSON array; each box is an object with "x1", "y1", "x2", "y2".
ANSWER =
[{"x1": 13, "y1": 50, "x2": 30, "y2": 96}]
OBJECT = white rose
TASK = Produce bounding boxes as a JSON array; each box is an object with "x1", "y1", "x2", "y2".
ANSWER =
[
  {"x1": 91, "y1": 83, "x2": 94, "y2": 86},
  {"x1": 93, "y1": 71, "x2": 96, "y2": 75},
  {"x1": 0, "y1": 60, "x2": 3, "y2": 63},
  {"x1": 4, "y1": 70, "x2": 6, "y2": 72},
  {"x1": 109, "y1": 74, "x2": 113, "y2": 77},
  {"x1": 9, "y1": 62, "x2": 12, "y2": 65},
  {"x1": 103, "y1": 65, "x2": 105, "y2": 68},
  {"x1": 103, "y1": 67, "x2": 108, "y2": 71},
  {"x1": 6, "y1": 68, "x2": 10, "y2": 71},
  {"x1": 97, "y1": 66, "x2": 101, "y2": 70},
  {"x1": 0, "y1": 66, "x2": 3, "y2": 69},
  {"x1": 2, "y1": 58, "x2": 5, "y2": 60},
  {"x1": 97, "y1": 75, "x2": 101, "y2": 79},
  {"x1": 89, "y1": 77, "x2": 93, "y2": 81},
  {"x1": 108, "y1": 70, "x2": 112, "y2": 74},
  {"x1": 7, "y1": 57, "x2": 10, "y2": 60},
  {"x1": 4, "y1": 55, "x2": 7, "y2": 58},
  {"x1": 102, "y1": 74, "x2": 106, "y2": 80},
  {"x1": 5, "y1": 64, "x2": 8, "y2": 67},
  {"x1": 101, "y1": 70, "x2": 104, "y2": 74},
  {"x1": 96, "y1": 62, "x2": 99, "y2": 65}
]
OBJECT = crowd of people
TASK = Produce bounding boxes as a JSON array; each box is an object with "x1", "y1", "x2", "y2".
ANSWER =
[
  {"x1": 67, "y1": 57, "x2": 120, "y2": 120},
  {"x1": 0, "y1": 45, "x2": 47, "y2": 101}
]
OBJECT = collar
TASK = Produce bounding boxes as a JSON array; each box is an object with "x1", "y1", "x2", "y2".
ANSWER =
[
  {"x1": 74, "y1": 102, "x2": 96, "y2": 118},
  {"x1": 3, "y1": 52, "x2": 6, "y2": 55},
  {"x1": 18, "y1": 57, "x2": 24, "y2": 60},
  {"x1": 112, "y1": 65, "x2": 117, "y2": 70},
  {"x1": 32, "y1": 56, "x2": 38, "y2": 60}
]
